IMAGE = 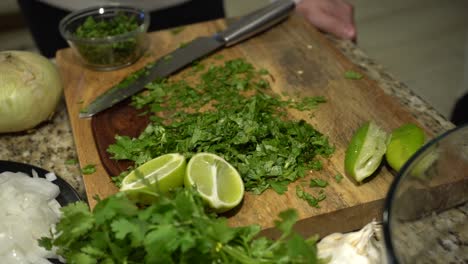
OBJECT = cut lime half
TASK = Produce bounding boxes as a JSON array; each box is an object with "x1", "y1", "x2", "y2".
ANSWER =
[
  {"x1": 345, "y1": 121, "x2": 388, "y2": 182},
  {"x1": 385, "y1": 123, "x2": 426, "y2": 172},
  {"x1": 185, "y1": 153, "x2": 244, "y2": 213},
  {"x1": 120, "y1": 153, "x2": 186, "y2": 196}
]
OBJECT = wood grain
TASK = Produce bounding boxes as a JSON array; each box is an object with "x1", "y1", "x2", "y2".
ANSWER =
[{"x1": 56, "y1": 14, "x2": 432, "y2": 236}]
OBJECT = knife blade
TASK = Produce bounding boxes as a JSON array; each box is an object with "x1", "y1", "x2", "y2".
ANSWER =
[{"x1": 80, "y1": 0, "x2": 295, "y2": 118}]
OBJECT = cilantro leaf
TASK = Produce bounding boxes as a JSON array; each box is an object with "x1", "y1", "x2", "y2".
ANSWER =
[
  {"x1": 285, "y1": 233, "x2": 319, "y2": 263},
  {"x1": 53, "y1": 202, "x2": 95, "y2": 247},
  {"x1": 144, "y1": 224, "x2": 180, "y2": 253},
  {"x1": 309, "y1": 178, "x2": 328, "y2": 188},
  {"x1": 296, "y1": 186, "x2": 326, "y2": 208},
  {"x1": 269, "y1": 180, "x2": 289, "y2": 194},
  {"x1": 274, "y1": 209, "x2": 298, "y2": 235},
  {"x1": 80, "y1": 246, "x2": 108, "y2": 259},
  {"x1": 111, "y1": 218, "x2": 145, "y2": 247},
  {"x1": 81, "y1": 164, "x2": 96, "y2": 175},
  {"x1": 93, "y1": 193, "x2": 139, "y2": 225},
  {"x1": 65, "y1": 159, "x2": 78, "y2": 165},
  {"x1": 38, "y1": 237, "x2": 53, "y2": 250},
  {"x1": 68, "y1": 252, "x2": 97, "y2": 264},
  {"x1": 335, "y1": 173, "x2": 344, "y2": 183},
  {"x1": 344, "y1": 70, "x2": 363, "y2": 80}
]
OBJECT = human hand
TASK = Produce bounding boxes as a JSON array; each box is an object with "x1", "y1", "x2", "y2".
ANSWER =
[{"x1": 295, "y1": 0, "x2": 356, "y2": 41}]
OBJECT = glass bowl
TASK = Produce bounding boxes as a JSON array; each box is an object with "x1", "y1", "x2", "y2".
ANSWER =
[
  {"x1": 383, "y1": 124, "x2": 468, "y2": 263},
  {"x1": 59, "y1": 5, "x2": 150, "y2": 71}
]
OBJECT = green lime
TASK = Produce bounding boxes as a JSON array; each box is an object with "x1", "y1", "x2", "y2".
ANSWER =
[
  {"x1": 120, "y1": 153, "x2": 186, "y2": 198},
  {"x1": 185, "y1": 153, "x2": 244, "y2": 213},
  {"x1": 344, "y1": 121, "x2": 388, "y2": 182},
  {"x1": 409, "y1": 145, "x2": 437, "y2": 178},
  {"x1": 385, "y1": 123, "x2": 425, "y2": 172}
]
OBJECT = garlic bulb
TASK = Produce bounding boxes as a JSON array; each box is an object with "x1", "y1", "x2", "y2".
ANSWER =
[{"x1": 317, "y1": 220, "x2": 385, "y2": 264}]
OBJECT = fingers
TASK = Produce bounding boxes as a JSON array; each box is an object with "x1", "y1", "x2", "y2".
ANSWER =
[
  {"x1": 330, "y1": 0, "x2": 356, "y2": 40},
  {"x1": 296, "y1": 0, "x2": 357, "y2": 41}
]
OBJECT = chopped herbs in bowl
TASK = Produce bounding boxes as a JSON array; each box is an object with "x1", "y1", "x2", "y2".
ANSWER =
[{"x1": 59, "y1": 5, "x2": 150, "y2": 70}]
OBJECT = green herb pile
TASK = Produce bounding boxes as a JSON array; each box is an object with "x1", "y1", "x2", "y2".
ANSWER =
[
  {"x1": 76, "y1": 13, "x2": 139, "y2": 38},
  {"x1": 40, "y1": 189, "x2": 320, "y2": 263},
  {"x1": 108, "y1": 59, "x2": 334, "y2": 194},
  {"x1": 296, "y1": 186, "x2": 326, "y2": 208},
  {"x1": 74, "y1": 13, "x2": 142, "y2": 66}
]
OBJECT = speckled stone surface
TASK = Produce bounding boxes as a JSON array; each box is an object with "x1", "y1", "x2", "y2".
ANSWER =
[
  {"x1": 391, "y1": 202, "x2": 468, "y2": 263},
  {"x1": 0, "y1": 100, "x2": 85, "y2": 197}
]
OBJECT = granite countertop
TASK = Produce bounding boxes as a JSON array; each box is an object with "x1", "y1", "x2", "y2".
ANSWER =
[
  {"x1": 391, "y1": 202, "x2": 468, "y2": 263},
  {"x1": 0, "y1": 37, "x2": 460, "y2": 260},
  {"x1": 0, "y1": 100, "x2": 85, "y2": 195}
]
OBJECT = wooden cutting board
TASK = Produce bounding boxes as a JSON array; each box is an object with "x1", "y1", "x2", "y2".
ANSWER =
[{"x1": 56, "y1": 14, "x2": 431, "y2": 238}]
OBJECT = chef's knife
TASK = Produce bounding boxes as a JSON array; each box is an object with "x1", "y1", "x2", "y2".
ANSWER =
[{"x1": 79, "y1": 0, "x2": 295, "y2": 118}]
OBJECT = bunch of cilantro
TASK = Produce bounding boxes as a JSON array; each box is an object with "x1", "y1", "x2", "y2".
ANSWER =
[
  {"x1": 108, "y1": 59, "x2": 334, "y2": 194},
  {"x1": 40, "y1": 189, "x2": 320, "y2": 263}
]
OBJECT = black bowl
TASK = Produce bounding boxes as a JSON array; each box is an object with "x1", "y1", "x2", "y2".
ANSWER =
[
  {"x1": 0, "y1": 160, "x2": 82, "y2": 263},
  {"x1": 0, "y1": 160, "x2": 81, "y2": 205}
]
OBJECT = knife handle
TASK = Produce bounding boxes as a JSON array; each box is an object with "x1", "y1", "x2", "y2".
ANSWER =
[{"x1": 218, "y1": 0, "x2": 295, "y2": 47}]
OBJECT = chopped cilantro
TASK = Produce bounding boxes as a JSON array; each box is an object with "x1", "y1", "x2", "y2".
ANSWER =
[
  {"x1": 75, "y1": 13, "x2": 139, "y2": 39},
  {"x1": 294, "y1": 96, "x2": 327, "y2": 111},
  {"x1": 190, "y1": 61, "x2": 205, "y2": 73},
  {"x1": 258, "y1": 68, "x2": 269, "y2": 75},
  {"x1": 296, "y1": 186, "x2": 326, "y2": 208},
  {"x1": 81, "y1": 164, "x2": 96, "y2": 175},
  {"x1": 65, "y1": 159, "x2": 78, "y2": 165},
  {"x1": 73, "y1": 13, "x2": 141, "y2": 65},
  {"x1": 115, "y1": 62, "x2": 155, "y2": 90},
  {"x1": 309, "y1": 178, "x2": 328, "y2": 188},
  {"x1": 92, "y1": 194, "x2": 101, "y2": 202},
  {"x1": 269, "y1": 180, "x2": 289, "y2": 194},
  {"x1": 334, "y1": 173, "x2": 344, "y2": 183},
  {"x1": 108, "y1": 59, "x2": 334, "y2": 194},
  {"x1": 344, "y1": 70, "x2": 363, "y2": 80}
]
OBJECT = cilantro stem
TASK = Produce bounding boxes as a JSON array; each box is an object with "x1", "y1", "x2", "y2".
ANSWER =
[{"x1": 222, "y1": 245, "x2": 262, "y2": 264}]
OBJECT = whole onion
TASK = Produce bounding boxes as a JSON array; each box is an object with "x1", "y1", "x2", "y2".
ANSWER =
[{"x1": 0, "y1": 51, "x2": 63, "y2": 133}]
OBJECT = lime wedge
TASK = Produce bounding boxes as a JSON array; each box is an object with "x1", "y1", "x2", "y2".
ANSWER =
[
  {"x1": 410, "y1": 145, "x2": 437, "y2": 178},
  {"x1": 345, "y1": 121, "x2": 388, "y2": 182},
  {"x1": 385, "y1": 123, "x2": 425, "y2": 172},
  {"x1": 185, "y1": 153, "x2": 244, "y2": 213},
  {"x1": 120, "y1": 153, "x2": 186, "y2": 196}
]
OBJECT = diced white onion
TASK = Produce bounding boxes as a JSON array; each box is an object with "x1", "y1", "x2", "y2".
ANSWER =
[
  {"x1": 0, "y1": 171, "x2": 61, "y2": 263},
  {"x1": 45, "y1": 172, "x2": 57, "y2": 182}
]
